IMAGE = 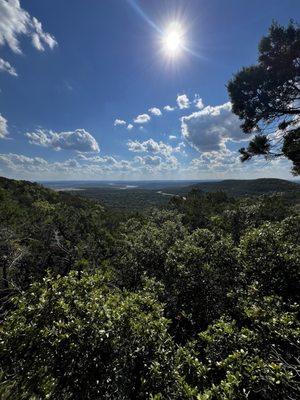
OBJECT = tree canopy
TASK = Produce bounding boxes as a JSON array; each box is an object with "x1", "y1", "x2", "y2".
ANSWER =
[
  {"x1": 0, "y1": 178, "x2": 299, "y2": 399},
  {"x1": 228, "y1": 21, "x2": 300, "y2": 175}
]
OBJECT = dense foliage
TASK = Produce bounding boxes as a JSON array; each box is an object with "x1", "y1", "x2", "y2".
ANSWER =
[
  {"x1": 228, "y1": 21, "x2": 300, "y2": 174},
  {"x1": 0, "y1": 176, "x2": 299, "y2": 399}
]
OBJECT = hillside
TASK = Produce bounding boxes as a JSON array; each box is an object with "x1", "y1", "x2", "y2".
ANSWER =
[
  {"x1": 163, "y1": 178, "x2": 300, "y2": 196},
  {"x1": 51, "y1": 178, "x2": 300, "y2": 211},
  {"x1": 0, "y1": 176, "x2": 103, "y2": 210}
]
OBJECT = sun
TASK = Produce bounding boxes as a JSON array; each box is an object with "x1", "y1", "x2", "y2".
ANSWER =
[{"x1": 162, "y1": 22, "x2": 185, "y2": 57}]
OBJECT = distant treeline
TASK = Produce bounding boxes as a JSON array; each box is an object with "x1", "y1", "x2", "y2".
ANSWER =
[{"x1": 57, "y1": 178, "x2": 300, "y2": 211}]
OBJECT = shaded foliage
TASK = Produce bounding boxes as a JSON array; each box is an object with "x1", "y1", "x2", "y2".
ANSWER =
[{"x1": 228, "y1": 21, "x2": 300, "y2": 174}]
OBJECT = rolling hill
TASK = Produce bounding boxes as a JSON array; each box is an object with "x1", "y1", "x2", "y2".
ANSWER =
[{"x1": 44, "y1": 178, "x2": 300, "y2": 211}]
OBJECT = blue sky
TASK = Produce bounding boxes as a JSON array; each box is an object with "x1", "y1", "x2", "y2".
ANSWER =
[{"x1": 0, "y1": 0, "x2": 299, "y2": 180}]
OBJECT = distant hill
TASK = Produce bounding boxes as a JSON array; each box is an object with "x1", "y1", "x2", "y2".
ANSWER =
[
  {"x1": 165, "y1": 178, "x2": 300, "y2": 197},
  {"x1": 47, "y1": 178, "x2": 300, "y2": 211},
  {"x1": 1, "y1": 176, "x2": 299, "y2": 212}
]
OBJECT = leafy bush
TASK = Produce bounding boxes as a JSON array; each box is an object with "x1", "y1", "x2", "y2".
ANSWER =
[{"x1": 0, "y1": 272, "x2": 180, "y2": 399}]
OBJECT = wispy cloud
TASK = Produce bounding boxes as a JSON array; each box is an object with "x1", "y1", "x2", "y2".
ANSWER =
[
  {"x1": 0, "y1": 0, "x2": 57, "y2": 75},
  {"x1": 30, "y1": 17, "x2": 57, "y2": 51},
  {"x1": 0, "y1": 58, "x2": 17, "y2": 76},
  {"x1": 0, "y1": 113, "x2": 8, "y2": 138}
]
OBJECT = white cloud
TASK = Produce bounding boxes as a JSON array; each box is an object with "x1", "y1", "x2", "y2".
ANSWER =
[
  {"x1": 127, "y1": 138, "x2": 175, "y2": 157},
  {"x1": 177, "y1": 94, "x2": 190, "y2": 109},
  {"x1": 78, "y1": 154, "x2": 118, "y2": 165},
  {"x1": 114, "y1": 119, "x2": 126, "y2": 126},
  {"x1": 0, "y1": 0, "x2": 29, "y2": 54},
  {"x1": 189, "y1": 146, "x2": 240, "y2": 172},
  {"x1": 194, "y1": 96, "x2": 204, "y2": 109},
  {"x1": 164, "y1": 155, "x2": 179, "y2": 169},
  {"x1": 187, "y1": 146, "x2": 292, "y2": 179},
  {"x1": 127, "y1": 140, "x2": 151, "y2": 153},
  {"x1": 164, "y1": 105, "x2": 175, "y2": 111},
  {"x1": 127, "y1": 138, "x2": 181, "y2": 173},
  {"x1": 0, "y1": 153, "x2": 86, "y2": 178},
  {"x1": 169, "y1": 135, "x2": 177, "y2": 140},
  {"x1": 0, "y1": 0, "x2": 57, "y2": 75},
  {"x1": 0, "y1": 153, "x2": 48, "y2": 171},
  {"x1": 0, "y1": 149, "x2": 291, "y2": 181},
  {"x1": 79, "y1": 154, "x2": 136, "y2": 173},
  {"x1": 181, "y1": 102, "x2": 245, "y2": 153},
  {"x1": 0, "y1": 113, "x2": 8, "y2": 138},
  {"x1": 148, "y1": 107, "x2": 162, "y2": 116},
  {"x1": 135, "y1": 155, "x2": 162, "y2": 167},
  {"x1": 0, "y1": 0, "x2": 57, "y2": 53},
  {"x1": 30, "y1": 17, "x2": 57, "y2": 51},
  {"x1": 133, "y1": 113, "x2": 150, "y2": 124},
  {"x1": 26, "y1": 128, "x2": 100, "y2": 152},
  {"x1": 0, "y1": 57, "x2": 17, "y2": 76},
  {"x1": 127, "y1": 123, "x2": 133, "y2": 130},
  {"x1": 133, "y1": 153, "x2": 179, "y2": 172},
  {"x1": 81, "y1": 155, "x2": 134, "y2": 172}
]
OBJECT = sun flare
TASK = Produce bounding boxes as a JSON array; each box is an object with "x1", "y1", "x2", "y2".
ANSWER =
[{"x1": 162, "y1": 22, "x2": 185, "y2": 57}]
